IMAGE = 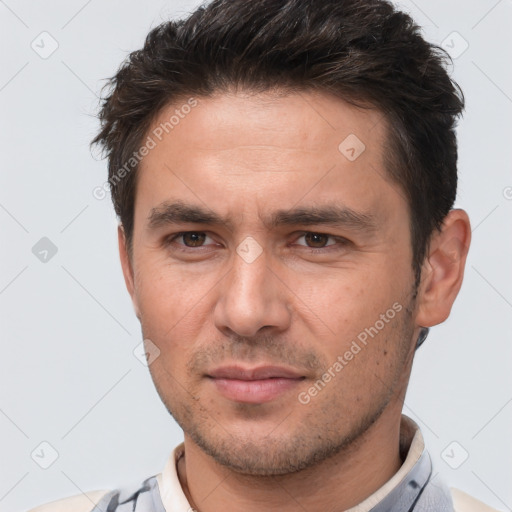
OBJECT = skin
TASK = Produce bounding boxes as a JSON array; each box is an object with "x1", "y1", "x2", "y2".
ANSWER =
[{"x1": 118, "y1": 90, "x2": 471, "y2": 511}]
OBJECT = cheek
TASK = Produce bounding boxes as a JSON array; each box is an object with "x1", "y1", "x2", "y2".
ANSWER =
[
  {"x1": 292, "y1": 268, "x2": 391, "y2": 334},
  {"x1": 135, "y1": 254, "x2": 211, "y2": 315},
  {"x1": 133, "y1": 257, "x2": 222, "y2": 361},
  {"x1": 292, "y1": 269, "x2": 409, "y2": 381}
]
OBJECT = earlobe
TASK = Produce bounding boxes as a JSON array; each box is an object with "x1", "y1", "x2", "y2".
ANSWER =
[
  {"x1": 118, "y1": 224, "x2": 141, "y2": 319},
  {"x1": 415, "y1": 209, "x2": 471, "y2": 328}
]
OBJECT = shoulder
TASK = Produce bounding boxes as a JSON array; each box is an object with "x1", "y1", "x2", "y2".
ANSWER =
[
  {"x1": 451, "y1": 488, "x2": 503, "y2": 512},
  {"x1": 25, "y1": 490, "x2": 110, "y2": 512},
  {"x1": 25, "y1": 473, "x2": 164, "y2": 512}
]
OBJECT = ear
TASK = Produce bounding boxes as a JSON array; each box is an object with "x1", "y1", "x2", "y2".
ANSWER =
[
  {"x1": 415, "y1": 209, "x2": 471, "y2": 327},
  {"x1": 118, "y1": 224, "x2": 141, "y2": 320}
]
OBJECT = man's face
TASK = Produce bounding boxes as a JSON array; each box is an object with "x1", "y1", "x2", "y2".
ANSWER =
[{"x1": 123, "y1": 90, "x2": 421, "y2": 475}]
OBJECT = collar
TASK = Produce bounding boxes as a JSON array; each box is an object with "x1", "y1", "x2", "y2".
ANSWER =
[
  {"x1": 155, "y1": 415, "x2": 450, "y2": 512},
  {"x1": 348, "y1": 414, "x2": 424, "y2": 511}
]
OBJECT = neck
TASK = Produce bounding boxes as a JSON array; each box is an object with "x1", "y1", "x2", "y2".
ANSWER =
[{"x1": 177, "y1": 408, "x2": 404, "y2": 512}]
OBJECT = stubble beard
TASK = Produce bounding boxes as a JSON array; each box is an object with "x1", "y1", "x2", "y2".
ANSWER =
[{"x1": 147, "y1": 291, "x2": 417, "y2": 477}]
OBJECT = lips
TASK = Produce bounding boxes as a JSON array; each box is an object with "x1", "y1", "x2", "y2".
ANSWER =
[
  {"x1": 206, "y1": 365, "x2": 305, "y2": 404},
  {"x1": 207, "y1": 365, "x2": 305, "y2": 380}
]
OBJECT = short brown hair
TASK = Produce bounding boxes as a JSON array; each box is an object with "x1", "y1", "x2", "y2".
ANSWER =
[{"x1": 91, "y1": 0, "x2": 464, "y2": 289}]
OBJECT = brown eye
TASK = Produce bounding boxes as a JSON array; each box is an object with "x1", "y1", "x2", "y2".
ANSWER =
[
  {"x1": 303, "y1": 233, "x2": 331, "y2": 248},
  {"x1": 293, "y1": 232, "x2": 350, "y2": 253},
  {"x1": 181, "y1": 232, "x2": 207, "y2": 247}
]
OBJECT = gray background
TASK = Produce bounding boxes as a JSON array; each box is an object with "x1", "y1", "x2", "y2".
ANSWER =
[{"x1": 0, "y1": 0, "x2": 511, "y2": 510}]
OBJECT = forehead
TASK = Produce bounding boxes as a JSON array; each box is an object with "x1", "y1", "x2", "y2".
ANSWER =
[
  {"x1": 146, "y1": 90, "x2": 386, "y2": 154},
  {"x1": 134, "y1": 90, "x2": 403, "y2": 231}
]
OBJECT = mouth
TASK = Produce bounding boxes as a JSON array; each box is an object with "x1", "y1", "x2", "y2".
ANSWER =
[{"x1": 206, "y1": 365, "x2": 306, "y2": 404}]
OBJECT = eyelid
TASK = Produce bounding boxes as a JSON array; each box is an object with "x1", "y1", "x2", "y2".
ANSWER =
[
  {"x1": 293, "y1": 232, "x2": 353, "y2": 253},
  {"x1": 165, "y1": 231, "x2": 217, "y2": 247},
  {"x1": 293, "y1": 232, "x2": 339, "y2": 247},
  {"x1": 164, "y1": 230, "x2": 350, "y2": 253}
]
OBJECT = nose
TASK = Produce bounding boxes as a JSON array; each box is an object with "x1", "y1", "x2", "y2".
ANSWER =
[{"x1": 213, "y1": 242, "x2": 292, "y2": 338}]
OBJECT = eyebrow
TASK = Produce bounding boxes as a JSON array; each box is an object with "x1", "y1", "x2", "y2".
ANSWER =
[{"x1": 147, "y1": 200, "x2": 378, "y2": 234}]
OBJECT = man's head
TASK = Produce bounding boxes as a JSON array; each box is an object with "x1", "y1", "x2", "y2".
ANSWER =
[{"x1": 92, "y1": 0, "x2": 470, "y2": 476}]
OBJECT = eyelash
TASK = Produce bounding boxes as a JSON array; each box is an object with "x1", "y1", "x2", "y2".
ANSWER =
[{"x1": 164, "y1": 231, "x2": 350, "y2": 254}]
